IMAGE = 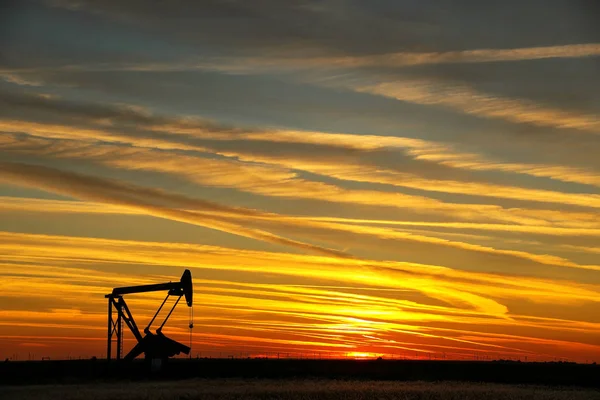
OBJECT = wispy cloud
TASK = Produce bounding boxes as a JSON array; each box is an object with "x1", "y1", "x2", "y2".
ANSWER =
[
  {"x1": 2, "y1": 159, "x2": 599, "y2": 274},
  {"x1": 191, "y1": 43, "x2": 600, "y2": 73},
  {"x1": 2, "y1": 91, "x2": 599, "y2": 189},
  {"x1": 0, "y1": 162, "x2": 349, "y2": 258},
  {"x1": 214, "y1": 150, "x2": 600, "y2": 208},
  {"x1": 0, "y1": 73, "x2": 43, "y2": 86},
  {"x1": 2, "y1": 230, "x2": 599, "y2": 361},
  {"x1": 9, "y1": 43, "x2": 600, "y2": 73},
  {"x1": 6, "y1": 43, "x2": 600, "y2": 138},
  {"x1": 4, "y1": 131, "x2": 600, "y2": 231},
  {"x1": 4, "y1": 125, "x2": 600, "y2": 226},
  {"x1": 4, "y1": 196, "x2": 600, "y2": 240},
  {"x1": 287, "y1": 43, "x2": 600, "y2": 67},
  {"x1": 350, "y1": 78, "x2": 600, "y2": 135},
  {"x1": 3, "y1": 231, "x2": 599, "y2": 309}
]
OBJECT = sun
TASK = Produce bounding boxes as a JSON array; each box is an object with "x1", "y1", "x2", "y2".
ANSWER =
[{"x1": 346, "y1": 352, "x2": 381, "y2": 359}]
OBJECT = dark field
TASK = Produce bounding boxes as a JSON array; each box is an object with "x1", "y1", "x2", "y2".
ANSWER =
[
  {"x1": 2, "y1": 359, "x2": 599, "y2": 399},
  {"x1": 4, "y1": 379, "x2": 600, "y2": 400},
  {"x1": 1, "y1": 359, "x2": 599, "y2": 387}
]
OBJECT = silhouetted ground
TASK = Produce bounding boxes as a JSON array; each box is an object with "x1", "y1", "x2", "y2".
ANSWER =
[
  {"x1": 3, "y1": 378, "x2": 600, "y2": 400},
  {"x1": 1, "y1": 358, "x2": 599, "y2": 387}
]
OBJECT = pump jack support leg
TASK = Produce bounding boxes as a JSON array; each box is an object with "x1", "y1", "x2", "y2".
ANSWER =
[{"x1": 116, "y1": 298, "x2": 122, "y2": 360}]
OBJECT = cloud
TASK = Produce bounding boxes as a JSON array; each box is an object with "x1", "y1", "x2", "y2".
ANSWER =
[
  {"x1": 81, "y1": 43, "x2": 600, "y2": 73},
  {"x1": 13, "y1": 42, "x2": 600, "y2": 76},
  {"x1": 221, "y1": 213, "x2": 600, "y2": 273},
  {"x1": 0, "y1": 119, "x2": 210, "y2": 153},
  {"x1": 4, "y1": 131, "x2": 600, "y2": 230},
  {"x1": 308, "y1": 216, "x2": 600, "y2": 238},
  {"x1": 0, "y1": 196, "x2": 139, "y2": 215},
  {"x1": 213, "y1": 150, "x2": 600, "y2": 208},
  {"x1": 3, "y1": 230, "x2": 600, "y2": 316},
  {"x1": 0, "y1": 162, "x2": 349, "y2": 258},
  {"x1": 2, "y1": 91, "x2": 599, "y2": 190},
  {"x1": 2, "y1": 230, "x2": 599, "y2": 360},
  {"x1": 408, "y1": 153, "x2": 600, "y2": 188},
  {"x1": 305, "y1": 43, "x2": 600, "y2": 67},
  {"x1": 350, "y1": 78, "x2": 600, "y2": 135},
  {"x1": 4, "y1": 196, "x2": 600, "y2": 239},
  {"x1": 1, "y1": 73, "x2": 43, "y2": 86},
  {"x1": 4, "y1": 129, "x2": 600, "y2": 240},
  {"x1": 2, "y1": 157, "x2": 599, "y2": 274},
  {"x1": 5, "y1": 132, "x2": 600, "y2": 275}
]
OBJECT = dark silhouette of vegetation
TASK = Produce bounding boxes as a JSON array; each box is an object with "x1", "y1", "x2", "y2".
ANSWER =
[{"x1": 1, "y1": 359, "x2": 599, "y2": 388}]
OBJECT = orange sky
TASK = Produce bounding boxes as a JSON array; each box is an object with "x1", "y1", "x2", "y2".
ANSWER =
[{"x1": 1, "y1": 1, "x2": 599, "y2": 363}]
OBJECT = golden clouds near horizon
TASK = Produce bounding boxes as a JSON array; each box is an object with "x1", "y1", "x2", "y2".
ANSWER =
[{"x1": 0, "y1": 231, "x2": 599, "y2": 361}]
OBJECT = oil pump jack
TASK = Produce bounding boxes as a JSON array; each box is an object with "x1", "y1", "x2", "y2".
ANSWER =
[{"x1": 105, "y1": 270, "x2": 194, "y2": 362}]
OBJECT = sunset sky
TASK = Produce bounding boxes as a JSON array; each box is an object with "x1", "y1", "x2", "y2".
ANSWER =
[{"x1": 1, "y1": 1, "x2": 599, "y2": 362}]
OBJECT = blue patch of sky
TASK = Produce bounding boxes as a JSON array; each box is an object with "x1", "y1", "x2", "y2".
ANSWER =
[{"x1": 3, "y1": 1, "x2": 212, "y2": 67}]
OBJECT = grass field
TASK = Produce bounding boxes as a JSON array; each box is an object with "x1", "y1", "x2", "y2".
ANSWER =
[{"x1": 3, "y1": 379, "x2": 600, "y2": 400}]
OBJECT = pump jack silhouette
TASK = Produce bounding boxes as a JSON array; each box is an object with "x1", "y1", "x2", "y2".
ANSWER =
[{"x1": 105, "y1": 270, "x2": 193, "y2": 362}]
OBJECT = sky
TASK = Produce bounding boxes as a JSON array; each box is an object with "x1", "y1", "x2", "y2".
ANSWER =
[{"x1": 0, "y1": 0, "x2": 599, "y2": 362}]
